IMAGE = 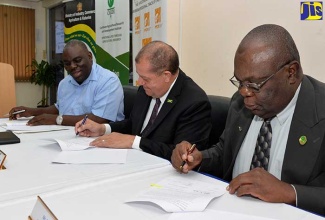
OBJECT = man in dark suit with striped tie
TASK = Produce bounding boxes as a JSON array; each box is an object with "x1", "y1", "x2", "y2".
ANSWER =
[{"x1": 75, "y1": 41, "x2": 212, "y2": 161}]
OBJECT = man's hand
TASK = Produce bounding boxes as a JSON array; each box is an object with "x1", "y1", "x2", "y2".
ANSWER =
[
  {"x1": 90, "y1": 132, "x2": 135, "y2": 149},
  {"x1": 75, "y1": 118, "x2": 106, "y2": 137},
  {"x1": 9, "y1": 106, "x2": 34, "y2": 120},
  {"x1": 171, "y1": 141, "x2": 203, "y2": 173},
  {"x1": 227, "y1": 168, "x2": 296, "y2": 205},
  {"x1": 27, "y1": 114, "x2": 57, "y2": 125}
]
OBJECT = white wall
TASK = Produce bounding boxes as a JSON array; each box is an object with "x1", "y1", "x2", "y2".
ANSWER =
[
  {"x1": 168, "y1": 0, "x2": 325, "y2": 97},
  {"x1": 0, "y1": 0, "x2": 46, "y2": 107},
  {"x1": 3, "y1": 0, "x2": 325, "y2": 105}
]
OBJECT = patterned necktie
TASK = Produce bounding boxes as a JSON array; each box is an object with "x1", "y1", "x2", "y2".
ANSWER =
[
  {"x1": 250, "y1": 118, "x2": 273, "y2": 171},
  {"x1": 141, "y1": 98, "x2": 161, "y2": 136}
]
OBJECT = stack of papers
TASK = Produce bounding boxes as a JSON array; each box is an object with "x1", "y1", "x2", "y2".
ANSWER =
[
  {"x1": 53, "y1": 137, "x2": 128, "y2": 164},
  {"x1": 0, "y1": 118, "x2": 69, "y2": 133},
  {"x1": 126, "y1": 176, "x2": 226, "y2": 212}
]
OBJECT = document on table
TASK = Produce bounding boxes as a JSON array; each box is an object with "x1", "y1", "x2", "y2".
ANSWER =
[
  {"x1": 55, "y1": 137, "x2": 96, "y2": 151},
  {"x1": 126, "y1": 176, "x2": 226, "y2": 212},
  {"x1": 53, "y1": 137, "x2": 128, "y2": 164},
  {"x1": 0, "y1": 117, "x2": 30, "y2": 126},
  {"x1": 2, "y1": 120, "x2": 69, "y2": 133}
]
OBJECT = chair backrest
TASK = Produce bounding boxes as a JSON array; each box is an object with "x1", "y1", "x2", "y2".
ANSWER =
[
  {"x1": 121, "y1": 85, "x2": 231, "y2": 147},
  {"x1": 123, "y1": 85, "x2": 138, "y2": 119},
  {"x1": 207, "y1": 95, "x2": 230, "y2": 146},
  {"x1": 0, "y1": 63, "x2": 16, "y2": 116}
]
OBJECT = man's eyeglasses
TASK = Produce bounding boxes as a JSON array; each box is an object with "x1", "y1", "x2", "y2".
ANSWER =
[{"x1": 229, "y1": 61, "x2": 293, "y2": 93}]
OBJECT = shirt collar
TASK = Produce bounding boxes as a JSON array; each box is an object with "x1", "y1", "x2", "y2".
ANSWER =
[{"x1": 157, "y1": 74, "x2": 178, "y2": 104}]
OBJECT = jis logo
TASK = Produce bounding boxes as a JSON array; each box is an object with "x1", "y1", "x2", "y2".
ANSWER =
[{"x1": 300, "y1": 2, "x2": 323, "y2": 20}]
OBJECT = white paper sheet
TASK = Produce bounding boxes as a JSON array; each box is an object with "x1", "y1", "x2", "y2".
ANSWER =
[
  {"x1": 4, "y1": 123, "x2": 69, "y2": 133},
  {"x1": 52, "y1": 148, "x2": 128, "y2": 164},
  {"x1": 0, "y1": 117, "x2": 30, "y2": 126},
  {"x1": 55, "y1": 137, "x2": 96, "y2": 151},
  {"x1": 126, "y1": 176, "x2": 226, "y2": 212}
]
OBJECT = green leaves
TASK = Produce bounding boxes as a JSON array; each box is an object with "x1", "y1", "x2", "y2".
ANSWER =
[{"x1": 27, "y1": 59, "x2": 56, "y2": 107}]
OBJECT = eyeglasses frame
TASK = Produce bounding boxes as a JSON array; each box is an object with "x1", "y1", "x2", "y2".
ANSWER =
[{"x1": 229, "y1": 61, "x2": 294, "y2": 93}]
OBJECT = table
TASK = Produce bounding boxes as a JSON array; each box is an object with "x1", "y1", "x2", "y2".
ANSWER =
[{"x1": 0, "y1": 126, "x2": 323, "y2": 219}]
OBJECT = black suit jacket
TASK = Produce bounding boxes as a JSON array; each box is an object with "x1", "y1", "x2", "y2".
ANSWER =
[
  {"x1": 110, "y1": 70, "x2": 212, "y2": 160},
  {"x1": 200, "y1": 75, "x2": 325, "y2": 215}
]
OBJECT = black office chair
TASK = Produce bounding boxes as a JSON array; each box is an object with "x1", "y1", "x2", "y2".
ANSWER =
[
  {"x1": 122, "y1": 85, "x2": 138, "y2": 119},
  {"x1": 207, "y1": 95, "x2": 230, "y2": 146}
]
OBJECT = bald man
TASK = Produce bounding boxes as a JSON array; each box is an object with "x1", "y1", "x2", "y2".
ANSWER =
[{"x1": 172, "y1": 24, "x2": 325, "y2": 216}]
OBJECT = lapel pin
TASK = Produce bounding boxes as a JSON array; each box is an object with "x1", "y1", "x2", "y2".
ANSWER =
[
  {"x1": 167, "y1": 99, "x2": 173, "y2": 103},
  {"x1": 238, "y1": 126, "x2": 242, "y2": 131},
  {"x1": 299, "y1": 136, "x2": 307, "y2": 145}
]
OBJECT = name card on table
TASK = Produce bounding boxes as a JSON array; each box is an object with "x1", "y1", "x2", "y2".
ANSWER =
[
  {"x1": 0, "y1": 150, "x2": 6, "y2": 170},
  {"x1": 28, "y1": 196, "x2": 58, "y2": 220}
]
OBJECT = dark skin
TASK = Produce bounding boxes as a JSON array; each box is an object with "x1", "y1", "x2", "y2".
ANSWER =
[
  {"x1": 171, "y1": 39, "x2": 303, "y2": 206},
  {"x1": 9, "y1": 43, "x2": 109, "y2": 126}
]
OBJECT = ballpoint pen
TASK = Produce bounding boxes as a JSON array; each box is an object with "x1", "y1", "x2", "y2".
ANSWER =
[
  {"x1": 3, "y1": 109, "x2": 26, "y2": 117},
  {"x1": 179, "y1": 144, "x2": 196, "y2": 170},
  {"x1": 76, "y1": 115, "x2": 88, "y2": 136}
]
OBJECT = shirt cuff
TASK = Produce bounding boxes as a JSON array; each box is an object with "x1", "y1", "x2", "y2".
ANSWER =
[
  {"x1": 132, "y1": 135, "x2": 142, "y2": 150},
  {"x1": 104, "y1": 124, "x2": 111, "y2": 135},
  {"x1": 291, "y1": 184, "x2": 298, "y2": 207}
]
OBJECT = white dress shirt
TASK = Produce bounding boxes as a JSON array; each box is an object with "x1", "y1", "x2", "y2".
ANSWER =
[
  {"x1": 104, "y1": 76, "x2": 178, "y2": 150},
  {"x1": 233, "y1": 84, "x2": 301, "y2": 180}
]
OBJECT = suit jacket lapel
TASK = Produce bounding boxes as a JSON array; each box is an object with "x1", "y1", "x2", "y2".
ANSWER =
[
  {"x1": 223, "y1": 98, "x2": 254, "y2": 179},
  {"x1": 282, "y1": 76, "x2": 322, "y2": 184},
  {"x1": 135, "y1": 88, "x2": 152, "y2": 135}
]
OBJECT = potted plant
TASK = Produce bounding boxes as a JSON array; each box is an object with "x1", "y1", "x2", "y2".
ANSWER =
[{"x1": 27, "y1": 59, "x2": 56, "y2": 107}]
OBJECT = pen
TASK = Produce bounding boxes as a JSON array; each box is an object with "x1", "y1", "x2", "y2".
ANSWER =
[
  {"x1": 179, "y1": 144, "x2": 196, "y2": 170},
  {"x1": 3, "y1": 110, "x2": 26, "y2": 117},
  {"x1": 76, "y1": 115, "x2": 88, "y2": 136}
]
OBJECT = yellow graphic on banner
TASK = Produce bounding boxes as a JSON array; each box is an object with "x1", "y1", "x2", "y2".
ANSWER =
[
  {"x1": 135, "y1": 16, "x2": 140, "y2": 31},
  {"x1": 155, "y1": 7, "x2": 161, "y2": 24},
  {"x1": 65, "y1": 24, "x2": 95, "y2": 40},
  {"x1": 144, "y1": 12, "x2": 150, "y2": 27},
  {"x1": 155, "y1": 7, "x2": 162, "y2": 29},
  {"x1": 142, "y1": 37, "x2": 152, "y2": 47}
]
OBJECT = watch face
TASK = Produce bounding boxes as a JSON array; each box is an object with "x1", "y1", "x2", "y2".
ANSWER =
[{"x1": 56, "y1": 116, "x2": 63, "y2": 125}]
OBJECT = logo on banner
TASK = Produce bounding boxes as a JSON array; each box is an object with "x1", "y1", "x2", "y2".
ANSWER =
[
  {"x1": 77, "y1": 2, "x2": 83, "y2": 12},
  {"x1": 300, "y1": 2, "x2": 323, "y2": 20},
  {"x1": 142, "y1": 37, "x2": 152, "y2": 47},
  {"x1": 135, "y1": 16, "x2": 141, "y2": 34},
  {"x1": 144, "y1": 12, "x2": 150, "y2": 32},
  {"x1": 107, "y1": 0, "x2": 115, "y2": 17},
  {"x1": 155, "y1": 7, "x2": 162, "y2": 28}
]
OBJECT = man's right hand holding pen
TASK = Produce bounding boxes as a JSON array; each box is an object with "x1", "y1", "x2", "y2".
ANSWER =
[
  {"x1": 8, "y1": 107, "x2": 33, "y2": 120},
  {"x1": 171, "y1": 141, "x2": 203, "y2": 173}
]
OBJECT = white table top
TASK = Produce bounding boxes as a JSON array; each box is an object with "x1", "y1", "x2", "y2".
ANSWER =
[{"x1": 0, "y1": 125, "x2": 323, "y2": 219}]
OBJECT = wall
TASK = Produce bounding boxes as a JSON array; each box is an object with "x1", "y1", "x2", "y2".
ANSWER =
[
  {"x1": 0, "y1": 0, "x2": 46, "y2": 107},
  {"x1": 170, "y1": 0, "x2": 325, "y2": 97},
  {"x1": 3, "y1": 0, "x2": 324, "y2": 105}
]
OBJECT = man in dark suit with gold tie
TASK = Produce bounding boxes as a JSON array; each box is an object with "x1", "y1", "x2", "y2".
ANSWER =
[
  {"x1": 171, "y1": 24, "x2": 325, "y2": 216},
  {"x1": 75, "y1": 41, "x2": 212, "y2": 160}
]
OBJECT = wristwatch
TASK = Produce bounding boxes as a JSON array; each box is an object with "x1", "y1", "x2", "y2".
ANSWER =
[{"x1": 56, "y1": 115, "x2": 63, "y2": 125}]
